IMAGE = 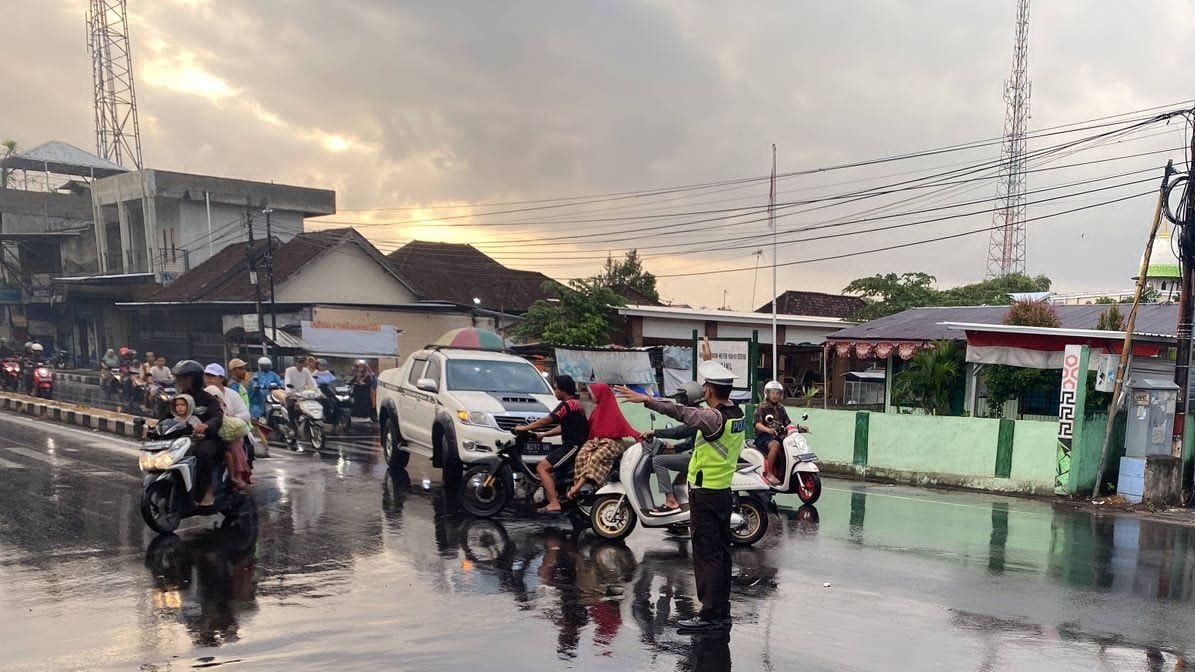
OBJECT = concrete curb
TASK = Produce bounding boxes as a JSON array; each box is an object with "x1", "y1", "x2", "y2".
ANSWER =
[
  {"x1": 819, "y1": 461, "x2": 1054, "y2": 498},
  {"x1": 0, "y1": 392, "x2": 149, "y2": 439}
]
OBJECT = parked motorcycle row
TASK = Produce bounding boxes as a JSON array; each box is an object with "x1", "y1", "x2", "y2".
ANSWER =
[{"x1": 458, "y1": 415, "x2": 822, "y2": 548}]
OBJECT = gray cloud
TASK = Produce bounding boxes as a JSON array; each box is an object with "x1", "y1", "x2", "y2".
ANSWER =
[{"x1": 3, "y1": 0, "x2": 1192, "y2": 308}]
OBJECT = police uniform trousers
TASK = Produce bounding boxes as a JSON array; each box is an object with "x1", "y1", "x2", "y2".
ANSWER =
[{"x1": 689, "y1": 487, "x2": 733, "y2": 620}]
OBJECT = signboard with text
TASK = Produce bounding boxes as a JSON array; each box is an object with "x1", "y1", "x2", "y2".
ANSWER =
[{"x1": 694, "y1": 336, "x2": 753, "y2": 391}]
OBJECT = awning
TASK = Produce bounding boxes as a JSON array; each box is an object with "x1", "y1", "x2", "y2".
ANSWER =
[
  {"x1": 942, "y1": 322, "x2": 1168, "y2": 370},
  {"x1": 830, "y1": 340, "x2": 930, "y2": 361},
  {"x1": 261, "y1": 327, "x2": 311, "y2": 351},
  {"x1": 844, "y1": 370, "x2": 885, "y2": 382}
]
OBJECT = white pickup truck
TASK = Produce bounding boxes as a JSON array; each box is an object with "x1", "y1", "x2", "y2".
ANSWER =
[{"x1": 376, "y1": 346, "x2": 561, "y2": 484}]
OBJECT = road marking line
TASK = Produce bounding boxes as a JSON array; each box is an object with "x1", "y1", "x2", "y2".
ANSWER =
[
  {"x1": 0, "y1": 455, "x2": 26, "y2": 469},
  {"x1": 0, "y1": 444, "x2": 141, "y2": 484}
]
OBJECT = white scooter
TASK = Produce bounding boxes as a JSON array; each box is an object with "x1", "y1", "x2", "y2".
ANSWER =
[
  {"x1": 739, "y1": 413, "x2": 822, "y2": 505},
  {"x1": 588, "y1": 436, "x2": 773, "y2": 546}
]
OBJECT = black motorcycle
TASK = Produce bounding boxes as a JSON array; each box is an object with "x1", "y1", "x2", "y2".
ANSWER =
[
  {"x1": 459, "y1": 431, "x2": 588, "y2": 521},
  {"x1": 138, "y1": 419, "x2": 257, "y2": 534},
  {"x1": 319, "y1": 381, "x2": 353, "y2": 433}
]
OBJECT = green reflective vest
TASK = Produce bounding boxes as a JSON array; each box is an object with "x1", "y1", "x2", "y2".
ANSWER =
[{"x1": 688, "y1": 408, "x2": 745, "y2": 490}]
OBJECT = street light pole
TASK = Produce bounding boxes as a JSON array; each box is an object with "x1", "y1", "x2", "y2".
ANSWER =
[{"x1": 263, "y1": 206, "x2": 278, "y2": 367}]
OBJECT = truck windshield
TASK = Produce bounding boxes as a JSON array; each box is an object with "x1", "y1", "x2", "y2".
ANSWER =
[{"x1": 446, "y1": 360, "x2": 551, "y2": 394}]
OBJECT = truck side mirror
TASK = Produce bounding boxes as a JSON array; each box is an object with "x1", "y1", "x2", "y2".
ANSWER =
[{"x1": 416, "y1": 378, "x2": 439, "y2": 394}]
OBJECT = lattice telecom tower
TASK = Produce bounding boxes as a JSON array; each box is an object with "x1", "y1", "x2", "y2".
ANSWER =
[
  {"x1": 986, "y1": 0, "x2": 1031, "y2": 278},
  {"x1": 87, "y1": 0, "x2": 143, "y2": 169}
]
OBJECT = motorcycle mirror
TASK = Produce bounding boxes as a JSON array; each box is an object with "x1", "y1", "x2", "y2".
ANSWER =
[{"x1": 802, "y1": 413, "x2": 809, "y2": 421}]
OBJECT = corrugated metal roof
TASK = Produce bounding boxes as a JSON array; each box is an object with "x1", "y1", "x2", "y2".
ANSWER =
[
  {"x1": 827, "y1": 304, "x2": 1180, "y2": 341},
  {"x1": 2, "y1": 141, "x2": 127, "y2": 176}
]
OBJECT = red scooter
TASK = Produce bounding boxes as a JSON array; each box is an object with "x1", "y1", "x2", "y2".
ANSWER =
[
  {"x1": 1, "y1": 358, "x2": 20, "y2": 392},
  {"x1": 28, "y1": 363, "x2": 54, "y2": 399}
]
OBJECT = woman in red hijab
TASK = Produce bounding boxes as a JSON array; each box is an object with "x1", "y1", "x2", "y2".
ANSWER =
[{"x1": 565, "y1": 382, "x2": 641, "y2": 500}]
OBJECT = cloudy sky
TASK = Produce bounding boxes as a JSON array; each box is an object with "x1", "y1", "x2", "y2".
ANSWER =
[{"x1": 4, "y1": 0, "x2": 1194, "y2": 308}]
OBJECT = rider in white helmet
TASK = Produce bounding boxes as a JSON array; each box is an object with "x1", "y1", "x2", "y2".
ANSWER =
[
  {"x1": 641, "y1": 380, "x2": 706, "y2": 512},
  {"x1": 754, "y1": 380, "x2": 791, "y2": 485}
]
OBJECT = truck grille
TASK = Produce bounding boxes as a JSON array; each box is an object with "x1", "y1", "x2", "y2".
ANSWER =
[{"x1": 494, "y1": 414, "x2": 543, "y2": 431}]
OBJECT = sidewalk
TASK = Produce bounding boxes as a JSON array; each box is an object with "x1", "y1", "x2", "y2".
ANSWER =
[{"x1": 0, "y1": 390, "x2": 149, "y2": 439}]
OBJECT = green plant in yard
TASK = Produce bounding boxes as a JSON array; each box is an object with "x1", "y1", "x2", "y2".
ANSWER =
[
  {"x1": 893, "y1": 339, "x2": 962, "y2": 415},
  {"x1": 983, "y1": 300, "x2": 1062, "y2": 417}
]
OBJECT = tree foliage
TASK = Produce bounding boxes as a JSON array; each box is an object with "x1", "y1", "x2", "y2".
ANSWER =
[
  {"x1": 842, "y1": 272, "x2": 937, "y2": 320},
  {"x1": 0, "y1": 140, "x2": 16, "y2": 189},
  {"x1": 513, "y1": 280, "x2": 627, "y2": 346},
  {"x1": 1003, "y1": 299, "x2": 1061, "y2": 328},
  {"x1": 843, "y1": 272, "x2": 1051, "y2": 320},
  {"x1": 594, "y1": 249, "x2": 658, "y2": 302},
  {"x1": 894, "y1": 340, "x2": 963, "y2": 415},
  {"x1": 1096, "y1": 304, "x2": 1124, "y2": 331}
]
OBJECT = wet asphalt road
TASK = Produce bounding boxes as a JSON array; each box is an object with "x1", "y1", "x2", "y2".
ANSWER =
[{"x1": 3, "y1": 414, "x2": 1195, "y2": 670}]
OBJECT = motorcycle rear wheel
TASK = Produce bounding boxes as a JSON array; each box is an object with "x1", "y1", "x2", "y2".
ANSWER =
[{"x1": 141, "y1": 479, "x2": 181, "y2": 534}]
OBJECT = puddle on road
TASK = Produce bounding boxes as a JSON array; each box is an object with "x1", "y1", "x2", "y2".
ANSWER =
[{"x1": 3, "y1": 450, "x2": 1195, "y2": 670}]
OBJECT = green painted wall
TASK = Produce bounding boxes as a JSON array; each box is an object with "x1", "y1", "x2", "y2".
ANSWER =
[
  {"x1": 620, "y1": 400, "x2": 1060, "y2": 494},
  {"x1": 868, "y1": 413, "x2": 1000, "y2": 476},
  {"x1": 1009, "y1": 420, "x2": 1058, "y2": 487},
  {"x1": 797, "y1": 408, "x2": 857, "y2": 465}
]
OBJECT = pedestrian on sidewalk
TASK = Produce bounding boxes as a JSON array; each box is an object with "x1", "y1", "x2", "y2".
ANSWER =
[{"x1": 616, "y1": 336, "x2": 744, "y2": 633}]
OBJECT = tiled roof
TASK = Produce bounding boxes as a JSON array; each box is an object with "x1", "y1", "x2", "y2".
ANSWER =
[
  {"x1": 827, "y1": 304, "x2": 1181, "y2": 341},
  {"x1": 758, "y1": 291, "x2": 865, "y2": 319},
  {"x1": 152, "y1": 228, "x2": 409, "y2": 302},
  {"x1": 387, "y1": 241, "x2": 556, "y2": 312}
]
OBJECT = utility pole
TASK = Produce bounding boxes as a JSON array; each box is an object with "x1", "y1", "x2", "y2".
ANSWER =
[
  {"x1": 769, "y1": 145, "x2": 778, "y2": 385},
  {"x1": 1175, "y1": 119, "x2": 1195, "y2": 497},
  {"x1": 246, "y1": 211, "x2": 267, "y2": 362},
  {"x1": 263, "y1": 206, "x2": 278, "y2": 368}
]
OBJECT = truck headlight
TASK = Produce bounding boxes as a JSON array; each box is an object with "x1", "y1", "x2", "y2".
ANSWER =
[{"x1": 456, "y1": 410, "x2": 498, "y2": 429}]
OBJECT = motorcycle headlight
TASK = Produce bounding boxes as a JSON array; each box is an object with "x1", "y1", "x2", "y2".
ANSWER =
[
  {"x1": 36, "y1": 367, "x2": 51, "y2": 377},
  {"x1": 139, "y1": 440, "x2": 189, "y2": 471},
  {"x1": 299, "y1": 400, "x2": 324, "y2": 419},
  {"x1": 456, "y1": 409, "x2": 498, "y2": 428}
]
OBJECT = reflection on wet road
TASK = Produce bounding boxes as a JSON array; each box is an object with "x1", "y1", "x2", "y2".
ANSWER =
[{"x1": 1, "y1": 412, "x2": 1195, "y2": 670}]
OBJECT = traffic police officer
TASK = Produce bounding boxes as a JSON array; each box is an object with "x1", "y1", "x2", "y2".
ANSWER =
[{"x1": 616, "y1": 338, "x2": 745, "y2": 632}]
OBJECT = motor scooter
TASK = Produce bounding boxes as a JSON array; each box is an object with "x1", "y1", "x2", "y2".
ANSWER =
[
  {"x1": 319, "y1": 381, "x2": 353, "y2": 433},
  {"x1": 1, "y1": 358, "x2": 21, "y2": 391},
  {"x1": 138, "y1": 418, "x2": 257, "y2": 534},
  {"x1": 588, "y1": 435, "x2": 772, "y2": 546},
  {"x1": 29, "y1": 363, "x2": 54, "y2": 399},
  {"x1": 739, "y1": 413, "x2": 822, "y2": 504},
  {"x1": 265, "y1": 386, "x2": 328, "y2": 454}
]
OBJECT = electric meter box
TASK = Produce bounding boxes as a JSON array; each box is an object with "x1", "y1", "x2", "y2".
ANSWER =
[{"x1": 1124, "y1": 378, "x2": 1179, "y2": 458}]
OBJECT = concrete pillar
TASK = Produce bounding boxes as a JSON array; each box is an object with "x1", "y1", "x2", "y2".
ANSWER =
[
  {"x1": 91, "y1": 195, "x2": 108, "y2": 273},
  {"x1": 116, "y1": 201, "x2": 131, "y2": 274},
  {"x1": 142, "y1": 195, "x2": 157, "y2": 274}
]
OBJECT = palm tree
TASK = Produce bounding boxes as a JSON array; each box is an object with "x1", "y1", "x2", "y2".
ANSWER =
[
  {"x1": 894, "y1": 339, "x2": 962, "y2": 415},
  {"x1": 1, "y1": 140, "x2": 16, "y2": 189}
]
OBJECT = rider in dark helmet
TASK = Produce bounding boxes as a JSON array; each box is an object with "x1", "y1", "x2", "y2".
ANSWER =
[{"x1": 172, "y1": 360, "x2": 226, "y2": 506}]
